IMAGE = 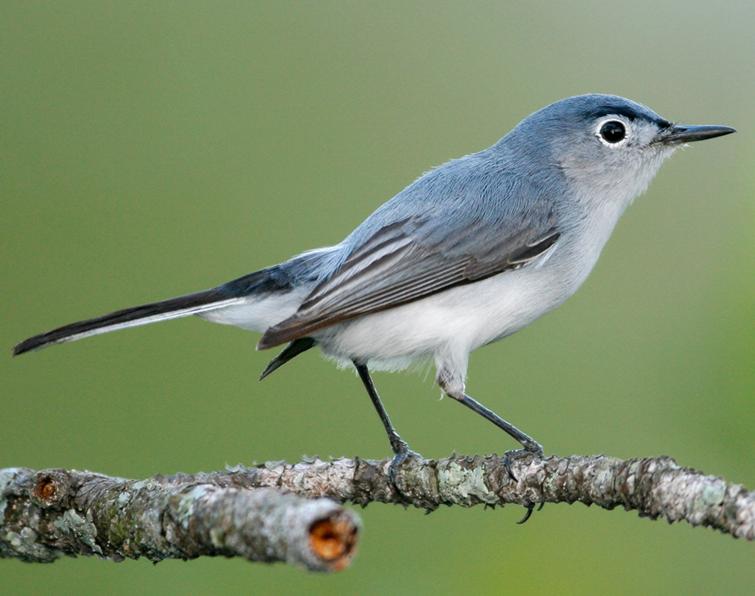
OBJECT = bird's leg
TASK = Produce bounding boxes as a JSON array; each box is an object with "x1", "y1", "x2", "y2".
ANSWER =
[
  {"x1": 440, "y1": 378, "x2": 545, "y2": 522},
  {"x1": 449, "y1": 392, "x2": 544, "y2": 457},
  {"x1": 437, "y1": 367, "x2": 544, "y2": 510},
  {"x1": 436, "y1": 368, "x2": 543, "y2": 457},
  {"x1": 354, "y1": 362, "x2": 421, "y2": 485}
]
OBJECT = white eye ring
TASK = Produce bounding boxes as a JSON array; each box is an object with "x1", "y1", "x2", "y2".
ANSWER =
[{"x1": 595, "y1": 116, "x2": 631, "y2": 147}]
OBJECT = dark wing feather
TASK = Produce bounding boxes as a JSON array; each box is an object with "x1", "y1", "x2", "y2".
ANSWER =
[{"x1": 258, "y1": 212, "x2": 559, "y2": 349}]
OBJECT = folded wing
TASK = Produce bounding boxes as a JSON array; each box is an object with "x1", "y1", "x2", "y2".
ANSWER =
[{"x1": 258, "y1": 202, "x2": 559, "y2": 349}]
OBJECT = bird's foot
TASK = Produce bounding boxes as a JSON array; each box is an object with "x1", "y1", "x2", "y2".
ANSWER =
[
  {"x1": 502, "y1": 443, "x2": 545, "y2": 524},
  {"x1": 502, "y1": 441, "x2": 544, "y2": 480},
  {"x1": 387, "y1": 438, "x2": 423, "y2": 489}
]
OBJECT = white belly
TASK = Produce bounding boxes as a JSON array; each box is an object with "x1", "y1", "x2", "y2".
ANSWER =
[{"x1": 314, "y1": 263, "x2": 574, "y2": 372}]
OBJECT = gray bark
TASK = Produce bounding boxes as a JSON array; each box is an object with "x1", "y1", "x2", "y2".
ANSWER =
[
  {"x1": 2, "y1": 453, "x2": 752, "y2": 572},
  {"x1": 0, "y1": 468, "x2": 359, "y2": 571},
  {"x1": 215, "y1": 453, "x2": 753, "y2": 538}
]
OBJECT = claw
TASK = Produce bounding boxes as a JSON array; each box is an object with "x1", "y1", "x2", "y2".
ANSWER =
[
  {"x1": 502, "y1": 445, "x2": 544, "y2": 481},
  {"x1": 502, "y1": 448, "x2": 526, "y2": 481},
  {"x1": 388, "y1": 446, "x2": 422, "y2": 487},
  {"x1": 517, "y1": 503, "x2": 535, "y2": 524},
  {"x1": 388, "y1": 450, "x2": 408, "y2": 486},
  {"x1": 502, "y1": 446, "x2": 545, "y2": 524},
  {"x1": 516, "y1": 501, "x2": 545, "y2": 524},
  {"x1": 504, "y1": 454, "x2": 519, "y2": 482}
]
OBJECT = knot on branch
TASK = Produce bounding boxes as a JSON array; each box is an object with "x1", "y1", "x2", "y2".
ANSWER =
[{"x1": 31, "y1": 470, "x2": 73, "y2": 509}]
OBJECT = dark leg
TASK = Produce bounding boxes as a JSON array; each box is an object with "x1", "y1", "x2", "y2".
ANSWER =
[
  {"x1": 450, "y1": 391, "x2": 545, "y2": 523},
  {"x1": 354, "y1": 362, "x2": 420, "y2": 483},
  {"x1": 354, "y1": 362, "x2": 409, "y2": 454},
  {"x1": 452, "y1": 392, "x2": 543, "y2": 456}
]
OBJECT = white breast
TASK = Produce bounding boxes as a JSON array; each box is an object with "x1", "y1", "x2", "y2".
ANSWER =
[
  {"x1": 314, "y1": 258, "x2": 570, "y2": 372},
  {"x1": 315, "y1": 200, "x2": 628, "y2": 373}
]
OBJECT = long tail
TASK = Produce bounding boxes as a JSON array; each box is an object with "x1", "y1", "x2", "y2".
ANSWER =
[
  {"x1": 12, "y1": 287, "x2": 245, "y2": 356},
  {"x1": 12, "y1": 249, "x2": 334, "y2": 358}
]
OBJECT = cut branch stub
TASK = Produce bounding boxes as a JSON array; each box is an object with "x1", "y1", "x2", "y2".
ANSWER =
[{"x1": 0, "y1": 468, "x2": 360, "y2": 571}]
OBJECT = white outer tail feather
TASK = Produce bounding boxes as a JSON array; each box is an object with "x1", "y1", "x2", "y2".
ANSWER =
[{"x1": 52, "y1": 298, "x2": 249, "y2": 346}]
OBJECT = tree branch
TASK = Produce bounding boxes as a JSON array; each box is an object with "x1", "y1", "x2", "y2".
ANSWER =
[
  {"x1": 0, "y1": 468, "x2": 359, "y2": 571},
  {"x1": 2, "y1": 453, "x2": 752, "y2": 571},
  {"x1": 220, "y1": 453, "x2": 754, "y2": 538}
]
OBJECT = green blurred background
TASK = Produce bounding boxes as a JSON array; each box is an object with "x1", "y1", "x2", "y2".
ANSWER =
[{"x1": 2, "y1": 1, "x2": 753, "y2": 594}]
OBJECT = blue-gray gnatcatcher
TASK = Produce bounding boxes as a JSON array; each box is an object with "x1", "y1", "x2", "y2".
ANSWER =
[{"x1": 14, "y1": 94, "x2": 734, "y2": 471}]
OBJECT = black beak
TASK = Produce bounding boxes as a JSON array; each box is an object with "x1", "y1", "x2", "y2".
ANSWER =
[{"x1": 657, "y1": 124, "x2": 736, "y2": 145}]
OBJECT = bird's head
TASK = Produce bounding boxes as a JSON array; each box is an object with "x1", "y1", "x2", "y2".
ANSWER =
[{"x1": 508, "y1": 94, "x2": 735, "y2": 205}]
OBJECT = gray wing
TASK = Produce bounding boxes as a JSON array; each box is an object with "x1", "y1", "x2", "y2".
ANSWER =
[{"x1": 258, "y1": 202, "x2": 559, "y2": 349}]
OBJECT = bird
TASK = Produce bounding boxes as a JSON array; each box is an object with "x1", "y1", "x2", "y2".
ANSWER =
[{"x1": 13, "y1": 94, "x2": 735, "y2": 477}]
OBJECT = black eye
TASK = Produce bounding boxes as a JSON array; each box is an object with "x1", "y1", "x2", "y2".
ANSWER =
[{"x1": 599, "y1": 120, "x2": 626, "y2": 144}]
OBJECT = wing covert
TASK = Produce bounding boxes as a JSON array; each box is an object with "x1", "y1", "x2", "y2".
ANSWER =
[{"x1": 258, "y1": 206, "x2": 559, "y2": 349}]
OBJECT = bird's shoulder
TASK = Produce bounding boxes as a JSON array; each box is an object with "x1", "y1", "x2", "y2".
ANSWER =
[{"x1": 341, "y1": 149, "x2": 561, "y2": 260}]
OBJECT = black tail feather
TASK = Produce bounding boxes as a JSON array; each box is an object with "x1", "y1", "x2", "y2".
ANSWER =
[
  {"x1": 12, "y1": 287, "x2": 232, "y2": 356},
  {"x1": 259, "y1": 338, "x2": 316, "y2": 380}
]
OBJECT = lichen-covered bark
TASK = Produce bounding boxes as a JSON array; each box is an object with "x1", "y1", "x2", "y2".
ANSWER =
[
  {"x1": 1, "y1": 453, "x2": 752, "y2": 571},
  {"x1": 179, "y1": 453, "x2": 754, "y2": 538},
  {"x1": 0, "y1": 468, "x2": 359, "y2": 571}
]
